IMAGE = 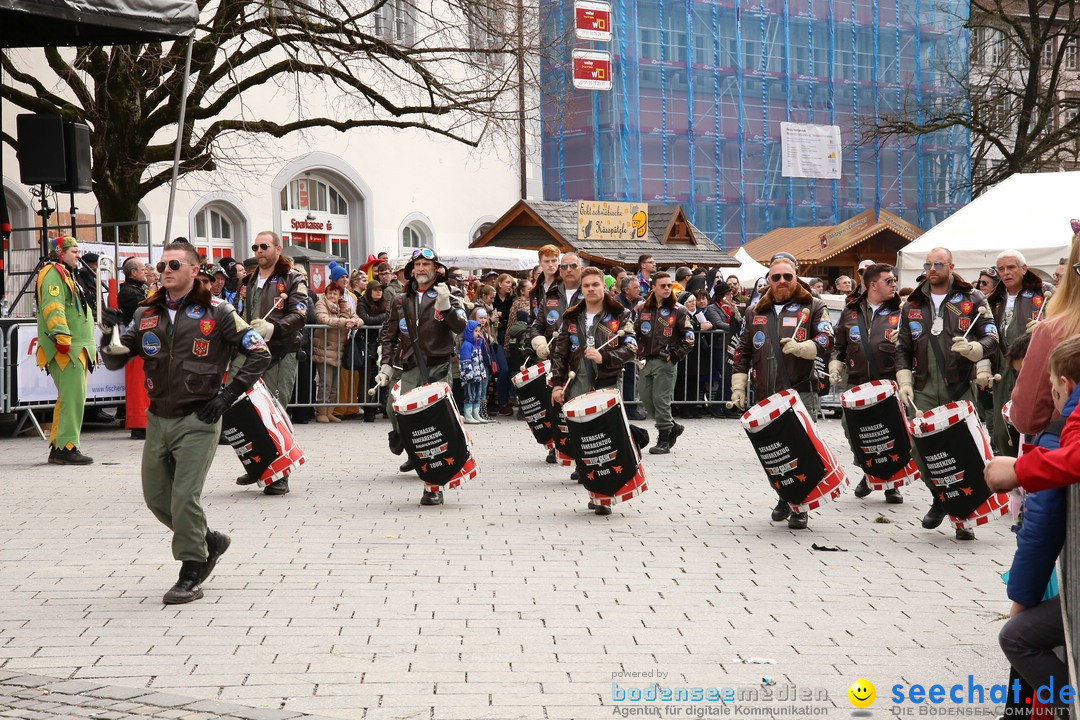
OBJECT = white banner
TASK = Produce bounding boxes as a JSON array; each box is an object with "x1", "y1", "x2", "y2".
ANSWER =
[
  {"x1": 13, "y1": 324, "x2": 125, "y2": 404},
  {"x1": 780, "y1": 122, "x2": 842, "y2": 179}
]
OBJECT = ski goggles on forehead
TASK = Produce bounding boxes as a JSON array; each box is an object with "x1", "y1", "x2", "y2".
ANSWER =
[{"x1": 412, "y1": 247, "x2": 436, "y2": 260}]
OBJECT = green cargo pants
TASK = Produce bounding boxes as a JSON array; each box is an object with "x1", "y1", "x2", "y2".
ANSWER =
[
  {"x1": 386, "y1": 362, "x2": 451, "y2": 433},
  {"x1": 640, "y1": 358, "x2": 677, "y2": 431},
  {"x1": 142, "y1": 411, "x2": 220, "y2": 562}
]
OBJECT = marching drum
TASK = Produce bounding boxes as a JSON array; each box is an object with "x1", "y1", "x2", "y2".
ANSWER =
[
  {"x1": 840, "y1": 380, "x2": 919, "y2": 491},
  {"x1": 563, "y1": 389, "x2": 647, "y2": 507},
  {"x1": 223, "y1": 379, "x2": 306, "y2": 489},
  {"x1": 393, "y1": 381, "x2": 478, "y2": 492},
  {"x1": 911, "y1": 400, "x2": 1008, "y2": 530},
  {"x1": 742, "y1": 390, "x2": 851, "y2": 513},
  {"x1": 512, "y1": 361, "x2": 555, "y2": 449},
  {"x1": 1001, "y1": 400, "x2": 1014, "y2": 429}
]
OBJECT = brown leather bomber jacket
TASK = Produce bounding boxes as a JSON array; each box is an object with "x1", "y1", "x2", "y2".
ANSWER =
[
  {"x1": 101, "y1": 284, "x2": 272, "y2": 418},
  {"x1": 549, "y1": 295, "x2": 637, "y2": 388},
  {"x1": 380, "y1": 281, "x2": 468, "y2": 371}
]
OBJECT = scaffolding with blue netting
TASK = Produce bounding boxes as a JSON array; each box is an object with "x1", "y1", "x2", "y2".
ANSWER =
[{"x1": 539, "y1": 0, "x2": 972, "y2": 250}]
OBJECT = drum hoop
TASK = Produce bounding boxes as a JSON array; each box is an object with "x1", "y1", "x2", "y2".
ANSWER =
[
  {"x1": 564, "y1": 388, "x2": 621, "y2": 420},
  {"x1": 513, "y1": 361, "x2": 551, "y2": 387},
  {"x1": 394, "y1": 381, "x2": 451, "y2": 414},
  {"x1": 742, "y1": 389, "x2": 799, "y2": 430},
  {"x1": 912, "y1": 400, "x2": 975, "y2": 436},
  {"x1": 840, "y1": 380, "x2": 898, "y2": 409}
]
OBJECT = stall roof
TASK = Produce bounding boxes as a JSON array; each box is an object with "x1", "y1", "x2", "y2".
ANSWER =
[
  {"x1": 0, "y1": 0, "x2": 198, "y2": 47},
  {"x1": 472, "y1": 200, "x2": 737, "y2": 268},
  {"x1": 742, "y1": 209, "x2": 923, "y2": 267}
]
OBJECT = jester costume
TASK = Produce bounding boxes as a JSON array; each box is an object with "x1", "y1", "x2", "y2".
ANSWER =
[{"x1": 36, "y1": 237, "x2": 96, "y2": 464}]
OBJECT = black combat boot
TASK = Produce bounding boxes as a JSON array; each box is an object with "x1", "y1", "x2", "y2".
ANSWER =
[
  {"x1": 788, "y1": 511, "x2": 808, "y2": 530},
  {"x1": 648, "y1": 429, "x2": 672, "y2": 455},
  {"x1": 420, "y1": 490, "x2": 444, "y2": 506},
  {"x1": 668, "y1": 422, "x2": 685, "y2": 448},
  {"x1": 48, "y1": 446, "x2": 94, "y2": 465},
  {"x1": 200, "y1": 531, "x2": 231, "y2": 583},
  {"x1": 853, "y1": 477, "x2": 872, "y2": 498},
  {"x1": 163, "y1": 560, "x2": 205, "y2": 605},
  {"x1": 922, "y1": 499, "x2": 946, "y2": 529},
  {"x1": 771, "y1": 498, "x2": 792, "y2": 522}
]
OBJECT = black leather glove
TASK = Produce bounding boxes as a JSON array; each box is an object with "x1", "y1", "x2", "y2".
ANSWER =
[
  {"x1": 100, "y1": 307, "x2": 123, "y2": 330},
  {"x1": 196, "y1": 388, "x2": 237, "y2": 424},
  {"x1": 659, "y1": 348, "x2": 673, "y2": 363}
]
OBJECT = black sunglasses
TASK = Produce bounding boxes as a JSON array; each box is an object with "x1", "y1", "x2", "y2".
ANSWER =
[
  {"x1": 560, "y1": 263, "x2": 580, "y2": 270},
  {"x1": 251, "y1": 242, "x2": 274, "y2": 252},
  {"x1": 770, "y1": 273, "x2": 794, "y2": 282},
  {"x1": 156, "y1": 259, "x2": 195, "y2": 273}
]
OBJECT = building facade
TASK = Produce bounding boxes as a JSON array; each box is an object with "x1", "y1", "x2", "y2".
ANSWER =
[{"x1": 539, "y1": 0, "x2": 973, "y2": 249}]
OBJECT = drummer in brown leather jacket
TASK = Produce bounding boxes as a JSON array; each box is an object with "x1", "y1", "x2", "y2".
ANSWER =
[
  {"x1": 525, "y1": 250, "x2": 584, "y2": 463},
  {"x1": 231, "y1": 231, "x2": 309, "y2": 495},
  {"x1": 101, "y1": 239, "x2": 271, "y2": 606},
  {"x1": 895, "y1": 246, "x2": 999, "y2": 540},
  {"x1": 987, "y1": 250, "x2": 1051, "y2": 457},
  {"x1": 549, "y1": 268, "x2": 641, "y2": 511},
  {"x1": 731, "y1": 253, "x2": 834, "y2": 529},
  {"x1": 635, "y1": 272, "x2": 695, "y2": 455},
  {"x1": 376, "y1": 247, "x2": 468, "y2": 505},
  {"x1": 828, "y1": 262, "x2": 905, "y2": 504}
]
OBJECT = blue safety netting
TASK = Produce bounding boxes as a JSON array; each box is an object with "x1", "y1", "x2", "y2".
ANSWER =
[{"x1": 539, "y1": 0, "x2": 971, "y2": 249}]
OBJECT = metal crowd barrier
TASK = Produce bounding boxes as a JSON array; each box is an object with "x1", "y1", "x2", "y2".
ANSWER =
[{"x1": 288, "y1": 324, "x2": 384, "y2": 410}]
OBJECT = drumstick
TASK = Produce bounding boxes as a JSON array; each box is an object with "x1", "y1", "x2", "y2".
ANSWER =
[
  {"x1": 261, "y1": 293, "x2": 287, "y2": 322},
  {"x1": 593, "y1": 328, "x2": 628, "y2": 352},
  {"x1": 960, "y1": 305, "x2": 993, "y2": 340},
  {"x1": 560, "y1": 370, "x2": 576, "y2": 394},
  {"x1": 1034, "y1": 291, "x2": 1053, "y2": 323}
]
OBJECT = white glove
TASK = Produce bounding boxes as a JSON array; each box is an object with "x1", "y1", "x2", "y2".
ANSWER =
[
  {"x1": 374, "y1": 363, "x2": 394, "y2": 388},
  {"x1": 251, "y1": 318, "x2": 274, "y2": 340},
  {"x1": 896, "y1": 369, "x2": 915, "y2": 409},
  {"x1": 780, "y1": 337, "x2": 818, "y2": 360},
  {"x1": 951, "y1": 336, "x2": 983, "y2": 362},
  {"x1": 976, "y1": 359, "x2": 993, "y2": 389},
  {"x1": 1026, "y1": 318, "x2": 1039, "y2": 333},
  {"x1": 637, "y1": 359, "x2": 646, "y2": 370},
  {"x1": 730, "y1": 372, "x2": 749, "y2": 410},
  {"x1": 531, "y1": 335, "x2": 550, "y2": 359},
  {"x1": 434, "y1": 283, "x2": 452, "y2": 312},
  {"x1": 828, "y1": 360, "x2": 845, "y2": 385},
  {"x1": 885, "y1": 329, "x2": 899, "y2": 343}
]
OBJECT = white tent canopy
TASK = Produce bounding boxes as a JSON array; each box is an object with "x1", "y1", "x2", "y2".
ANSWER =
[
  {"x1": 396, "y1": 246, "x2": 538, "y2": 273},
  {"x1": 731, "y1": 247, "x2": 770, "y2": 285},
  {"x1": 897, "y1": 171, "x2": 1077, "y2": 287}
]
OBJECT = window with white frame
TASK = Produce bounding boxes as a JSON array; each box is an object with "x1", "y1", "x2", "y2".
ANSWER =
[
  {"x1": 373, "y1": 0, "x2": 415, "y2": 46},
  {"x1": 1041, "y1": 37, "x2": 1055, "y2": 69},
  {"x1": 468, "y1": 1, "x2": 502, "y2": 65},
  {"x1": 193, "y1": 206, "x2": 235, "y2": 261},
  {"x1": 1066, "y1": 38, "x2": 1078, "y2": 70},
  {"x1": 402, "y1": 224, "x2": 423, "y2": 250}
]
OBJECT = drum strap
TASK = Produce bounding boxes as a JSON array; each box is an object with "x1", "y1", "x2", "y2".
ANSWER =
[
  {"x1": 405, "y1": 294, "x2": 430, "y2": 384},
  {"x1": 855, "y1": 309, "x2": 881, "y2": 380},
  {"x1": 765, "y1": 312, "x2": 792, "y2": 390}
]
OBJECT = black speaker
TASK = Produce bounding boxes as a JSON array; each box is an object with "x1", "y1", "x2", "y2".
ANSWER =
[
  {"x1": 53, "y1": 122, "x2": 93, "y2": 194},
  {"x1": 16, "y1": 114, "x2": 67, "y2": 186}
]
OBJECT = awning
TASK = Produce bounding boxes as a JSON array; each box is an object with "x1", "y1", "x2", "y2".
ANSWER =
[{"x1": 0, "y1": 0, "x2": 198, "y2": 47}]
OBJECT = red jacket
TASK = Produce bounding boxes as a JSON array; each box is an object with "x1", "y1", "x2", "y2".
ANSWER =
[{"x1": 1015, "y1": 384, "x2": 1080, "y2": 492}]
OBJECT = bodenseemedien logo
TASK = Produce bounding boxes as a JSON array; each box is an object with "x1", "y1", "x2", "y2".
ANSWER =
[{"x1": 848, "y1": 679, "x2": 876, "y2": 709}]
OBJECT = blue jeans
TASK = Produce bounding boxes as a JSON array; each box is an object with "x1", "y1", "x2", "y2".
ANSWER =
[
  {"x1": 493, "y1": 343, "x2": 510, "y2": 406},
  {"x1": 465, "y1": 380, "x2": 486, "y2": 405}
]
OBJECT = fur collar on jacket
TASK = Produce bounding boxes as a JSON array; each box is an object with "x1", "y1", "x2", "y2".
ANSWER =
[{"x1": 753, "y1": 280, "x2": 814, "y2": 312}]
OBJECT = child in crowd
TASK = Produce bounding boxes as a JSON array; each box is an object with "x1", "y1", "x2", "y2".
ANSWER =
[
  {"x1": 459, "y1": 320, "x2": 490, "y2": 424},
  {"x1": 988, "y1": 334, "x2": 1080, "y2": 717}
]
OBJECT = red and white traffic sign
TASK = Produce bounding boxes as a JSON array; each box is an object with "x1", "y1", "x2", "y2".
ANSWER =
[
  {"x1": 575, "y1": 1, "x2": 612, "y2": 42},
  {"x1": 572, "y1": 50, "x2": 612, "y2": 91}
]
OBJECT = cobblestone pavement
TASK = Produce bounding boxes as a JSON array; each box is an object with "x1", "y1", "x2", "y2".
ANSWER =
[{"x1": 0, "y1": 413, "x2": 1013, "y2": 719}]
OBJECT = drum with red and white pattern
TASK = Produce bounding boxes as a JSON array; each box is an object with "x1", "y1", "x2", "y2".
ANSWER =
[
  {"x1": 223, "y1": 379, "x2": 306, "y2": 489},
  {"x1": 563, "y1": 388, "x2": 647, "y2": 507},
  {"x1": 911, "y1": 400, "x2": 1008, "y2": 530},
  {"x1": 742, "y1": 390, "x2": 851, "y2": 513},
  {"x1": 393, "y1": 381, "x2": 478, "y2": 492},
  {"x1": 512, "y1": 361, "x2": 555, "y2": 449},
  {"x1": 840, "y1": 380, "x2": 919, "y2": 491}
]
